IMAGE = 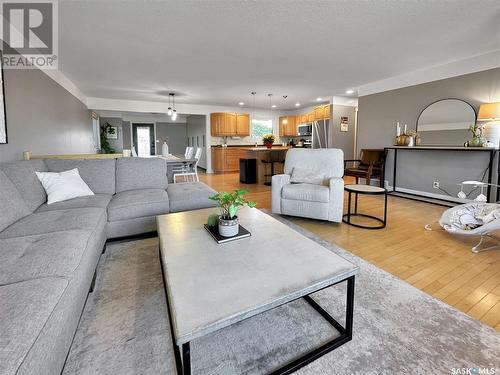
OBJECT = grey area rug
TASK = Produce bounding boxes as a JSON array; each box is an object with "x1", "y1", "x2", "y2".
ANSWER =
[{"x1": 63, "y1": 213, "x2": 500, "y2": 375}]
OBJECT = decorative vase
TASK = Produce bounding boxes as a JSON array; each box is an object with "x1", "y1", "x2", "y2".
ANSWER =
[
  {"x1": 264, "y1": 142, "x2": 273, "y2": 149},
  {"x1": 218, "y1": 216, "x2": 239, "y2": 237},
  {"x1": 161, "y1": 142, "x2": 169, "y2": 156},
  {"x1": 468, "y1": 137, "x2": 484, "y2": 147}
]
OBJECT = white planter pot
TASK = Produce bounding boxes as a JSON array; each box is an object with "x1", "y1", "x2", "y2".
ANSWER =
[
  {"x1": 161, "y1": 142, "x2": 169, "y2": 157},
  {"x1": 218, "y1": 216, "x2": 239, "y2": 237}
]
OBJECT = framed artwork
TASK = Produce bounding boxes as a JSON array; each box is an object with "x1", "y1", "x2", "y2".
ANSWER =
[
  {"x1": 106, "y1": 126, "x2": 118, "y2": 139},
  {"x1": 340, "y1": 117, "x2": 349, "y2": 132},
  {"x1": 0, "y1": 51, "x2": 7, "y2": 144}
]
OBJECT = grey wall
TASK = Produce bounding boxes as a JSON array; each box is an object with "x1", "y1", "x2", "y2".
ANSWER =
[
  {"x1": 330, "y1": 104, "x2": 356, "y2": 160},
  {"x1": 358, "y1": 68, "x2": 500, "y2": 200},
  {"x1": 0, "y1": 69, "x2": 93, "y2": 162},
  {"x1": 186, "y1": 115, "x2": 207, "y2": 169},
  {"x1": 122, "y1": 121, "x2": 131, "y2": 150},
  {"x1": 156, "y1": 122, "x2": 187, "y2": 155},
  {"x1": 99, "y1": 117, "x2": 123, "y2": 152}
]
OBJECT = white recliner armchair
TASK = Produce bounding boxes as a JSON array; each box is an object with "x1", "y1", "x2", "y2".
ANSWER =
[{"x1": 272, "y1": 148, "x2": 344, "y2": 222}]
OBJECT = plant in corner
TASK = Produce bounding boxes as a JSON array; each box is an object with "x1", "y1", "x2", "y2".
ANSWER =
[
  {"x1": 262, "y1": 133, "x2": 275, "y2": 149},
  {"x1": 100, "y1": 123, "x2": 116, "y2": 154},
  {"x1": 208, "y1": 189, "x2": 256, "y2": 237}
]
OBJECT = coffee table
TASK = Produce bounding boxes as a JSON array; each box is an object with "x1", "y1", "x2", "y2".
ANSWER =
[{"x1": 157, "y1": 207, "x2": 359, "y2": 374}]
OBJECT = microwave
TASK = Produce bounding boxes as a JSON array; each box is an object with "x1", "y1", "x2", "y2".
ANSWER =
[{"x1": 297, "y1": 124, "x2": 312, "y2": 136}]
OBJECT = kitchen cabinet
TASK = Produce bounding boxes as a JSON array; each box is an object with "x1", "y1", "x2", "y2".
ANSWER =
[
  {"x1": 279, "y1": 115, "x2": 297, "y2": 137},
  {"x1": 236, "y1": 113, "x2": 250, "y2": 136},
  {"x1": 314, "y1": 105, "x2": 324, "y2": 120},
  {"x1": 323, "y1": 104, "x2": 331, "y2": 119},
  {"x1": 307, "y1": 112, "x2": 315, "y2": 122},
  {"x1": 211, "y1": 147, "x2": 246, "y2": 173},
  {"x1": 211, "y1": 112, "x2": 250, "y2": 136}
]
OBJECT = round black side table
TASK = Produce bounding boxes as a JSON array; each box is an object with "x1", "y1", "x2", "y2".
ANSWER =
[{"x1": 342, "y1": 184, "x2": 387, "y2": 229}]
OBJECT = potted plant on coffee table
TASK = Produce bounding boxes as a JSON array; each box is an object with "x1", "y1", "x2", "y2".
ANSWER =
[{"x1": 208, "y1": 189, "x2": 256, "y2": 237}]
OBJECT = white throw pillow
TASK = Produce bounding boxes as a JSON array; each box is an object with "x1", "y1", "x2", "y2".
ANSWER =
[
  {"x1": 36, "y1": 168, "x2": 94, "y2": 205},
  {"x1": 290, "y1": 167, "x2": 325, "y2": 185}
]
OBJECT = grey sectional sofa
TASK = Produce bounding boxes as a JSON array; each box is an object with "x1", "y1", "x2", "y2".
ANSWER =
[{"x1": 0, "y1": 157, "x2": 217, "y2": 375}]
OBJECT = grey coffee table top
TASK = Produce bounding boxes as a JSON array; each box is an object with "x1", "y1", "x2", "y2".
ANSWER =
[{"x1": 157, "y1": 207, "x2": 359, "y2": 345}]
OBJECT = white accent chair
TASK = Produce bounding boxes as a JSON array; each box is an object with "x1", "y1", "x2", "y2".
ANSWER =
[{"x1": 272, "y1": 148, "x2": 344, "y2": 222}]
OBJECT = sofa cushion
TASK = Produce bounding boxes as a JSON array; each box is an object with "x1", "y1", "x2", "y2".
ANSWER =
[
  {"x1": 282, "y1": 183, "x2": 330, "y2": 203},
  {"x1": 0, "y1": 277, "x2": 68, "y2": 375},
  {"x1": 0, "y1": 230, "x2": 99, "y2": 284},
  {"x1": 167, "y1": 182, "x2": 218, "y2": 213},
  {"x1": 0, "y1": 170, "x2": 31, "y2": 232},
  {"x1": 36, "y1": 194, "x2": 112, "y2": 212},
  {"x1": 0, "y1": 160, "x2": 48, "y2": 212},
  {"x1": 107, "y1": 189, "x2": 169, "y2": 222},
  {"x1": 115, "y1": 157, "x2": 167, "y2": 193},
  {"x1": 45, "y1": 158, "x2": 116, "y2": 194},
  {"x1": 0, "y1": 207, "x2": 106, "y2": 239}
]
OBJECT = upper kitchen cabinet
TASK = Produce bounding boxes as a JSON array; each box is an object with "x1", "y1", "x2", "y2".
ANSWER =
[
  {"x1": 236, "y1": 113, "x2": 250, "y2": 136},
  {"x1": 314, "y1": 105, "x2": 324, "y2": 120},
  {"x1": 279, "y1": 115, "x2": 297, "y2": 137},
  {"x1": 307, "y1": 112, "x2": 315, "y2": 122},
  {"x1": 211, "y1": 112, "x2": 250, "y2": 136},
  {"x1": 323, "y1": 104, "x2": 331, "y2": 119}
]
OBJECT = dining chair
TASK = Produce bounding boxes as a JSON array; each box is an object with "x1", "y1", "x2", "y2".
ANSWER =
[{"x1": 174, "y1": 147, "x2": 203, "y2": 183}]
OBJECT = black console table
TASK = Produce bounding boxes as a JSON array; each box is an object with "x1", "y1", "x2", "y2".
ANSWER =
[{"x1": 383, "y1": 146, "x2": 498, "y2": 205}]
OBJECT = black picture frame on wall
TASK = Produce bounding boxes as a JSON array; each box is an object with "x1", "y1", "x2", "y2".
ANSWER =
[{"x1": 0, "y1": 50, "x2": 7, "y2": 144}]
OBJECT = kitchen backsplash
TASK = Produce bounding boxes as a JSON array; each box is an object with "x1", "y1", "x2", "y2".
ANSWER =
[{"x1": 210, "y1": 135, "x2": 286, "y2": 146}]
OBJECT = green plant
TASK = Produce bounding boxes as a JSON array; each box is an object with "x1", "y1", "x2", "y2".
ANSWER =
[
  {"x1": 262, "y1": 133, "x2": 275, "y2": 144},
  {"x1": 209, "y1": 189, "x2": 257, "y2": 219},
  {"x1": 469, "y1": 124, "x2": 483, "y2": 138},
  {"x1": 100, "y1": 123, "x2": 116, "y2": 154},
  {"x1": 207, "y1": 214, "x2": 219, "y2": 227}
]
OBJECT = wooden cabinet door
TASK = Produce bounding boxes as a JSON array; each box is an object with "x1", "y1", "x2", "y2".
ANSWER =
[
  {"x1": 210, "y1": 113, "x2": 225, "y2": 136},
  {"x1": 279, "y1": 116, "x2": 287, "y2": 136},
  {"x1": 223, "y1": 113, "x2": 237, "y2": 135},
  {"x1": 314, "y1": 106, "x2": 324, "y2": 120},
  {"x1": 286, "y1": 116, "x2": 297, "y2": 136},
  {"x1": 236, "y1": 113, "x2": 250, "y2": 136},
  {"x1": 307, "y1": 112, "x2": 315, "y2": 122},
  {"x1": 323, "y1": 104, "x2": 331, "y2": 119},
  {"x1": 211, "y1": 148, "x2": 224, "y2": 171},
  {"x1": 300, "y1": 114, "x2": 308, "y2": 124},
  {"x1": 224, "y1": 148, "x2": 240, "y2": 171}
]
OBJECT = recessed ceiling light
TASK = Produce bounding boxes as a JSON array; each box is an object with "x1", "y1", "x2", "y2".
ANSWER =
[
  {"x1": 238, "y1": 102, "x2": 245, "y2": 106},
  {"x1": 295, "y1": 102, "x2": 300, "y2": 107},
  {"x1": 271, "y1": 104, "x2": 277, "y2": 108},
  {"x1": 346, "y1": 90, "x2": 354, "y2": 95},
  {"x1": 317, "y1": 97, "x2": 324, "y2": 102}
]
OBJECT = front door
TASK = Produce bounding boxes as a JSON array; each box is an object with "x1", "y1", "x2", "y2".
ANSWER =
[{"x1": 132, "y1": 123, "x2": 155, "y2": 156}]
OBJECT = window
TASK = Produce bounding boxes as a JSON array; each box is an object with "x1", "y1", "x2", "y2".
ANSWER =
[{"x1": 251, "y1": 119, "x2": 273, "y2": 138}]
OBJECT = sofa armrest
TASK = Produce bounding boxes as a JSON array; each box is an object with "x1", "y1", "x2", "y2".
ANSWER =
[
  {"x1": 328, "y1": 177, "x2": 344, "y2": 222},
  {"x1": 271, "y1": 174, "x2": 291, "y2": 214}
]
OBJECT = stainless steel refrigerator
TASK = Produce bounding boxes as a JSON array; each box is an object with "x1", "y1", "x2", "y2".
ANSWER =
[{"x1": 312, "y1": 119, "x2": 330, "y2": 148}]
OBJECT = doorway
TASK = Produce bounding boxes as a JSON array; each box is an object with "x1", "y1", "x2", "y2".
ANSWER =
[{"x1": 132, "y1": 123, "x2": 155, "y2": 156}]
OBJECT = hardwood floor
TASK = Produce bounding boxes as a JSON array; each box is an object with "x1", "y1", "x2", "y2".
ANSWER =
[{"x1": 199, "y1": 171, "x2": 500, "y2": 331}]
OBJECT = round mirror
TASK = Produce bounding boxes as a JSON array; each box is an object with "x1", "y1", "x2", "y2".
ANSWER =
[{"x1": 416, "y1": 99, "x2": 476, "y2": 146}]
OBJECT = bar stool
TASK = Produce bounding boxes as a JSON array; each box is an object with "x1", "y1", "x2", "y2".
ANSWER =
[{"x1": 262, "y1": 150, "x2": 287, "y2": 186}]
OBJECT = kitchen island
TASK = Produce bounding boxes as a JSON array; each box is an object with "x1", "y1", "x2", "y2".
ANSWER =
[{"x1": 211, "y1": 145, "x2": 289, "y2": 184}]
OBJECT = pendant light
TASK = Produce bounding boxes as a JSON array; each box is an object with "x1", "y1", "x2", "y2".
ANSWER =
[
  {"x1": 171, "y1": 93, "x2": 178, "y2": 121},
  {"x1": 251, "y1": 91, "x2": 256, "y2": 124},
  {"x1": 282, "y1": 95, "x2": 288, "y2": 124},
  {"x1": 167, "y1": 93, "x2": 173, "y2": 116}
]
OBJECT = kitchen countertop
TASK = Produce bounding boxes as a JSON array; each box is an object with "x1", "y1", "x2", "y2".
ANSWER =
[{"x1": 211, "y1": 145, "x2": 290, "y2": 151}]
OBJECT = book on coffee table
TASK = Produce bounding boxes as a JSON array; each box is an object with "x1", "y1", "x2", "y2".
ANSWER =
[{"x1": 203, "y1": 224, "x2": 251, "y2": 244}]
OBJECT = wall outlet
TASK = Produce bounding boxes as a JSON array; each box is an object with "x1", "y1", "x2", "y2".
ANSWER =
[{"x1": 433, "y1": 181, "x2": 440, "y2": 189}]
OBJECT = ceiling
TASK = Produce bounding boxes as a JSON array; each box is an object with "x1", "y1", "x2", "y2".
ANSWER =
[{"x1": 59, "y1": 0, "x2": 500, "y2": 110}]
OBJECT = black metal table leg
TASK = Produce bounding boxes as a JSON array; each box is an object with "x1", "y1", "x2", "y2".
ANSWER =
[
  {"x1": 354, "y1": 192, "x2": 358, "y2": 214},
  {"x1": 270, "y1": 275, "x2": 356, "y2": 375},
  {"x1": 182, "y1": 342, "x2": 191, "y2": 375},
  {"x1": 347, "y1": 191, "x2": 352, "y2": 223}
]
